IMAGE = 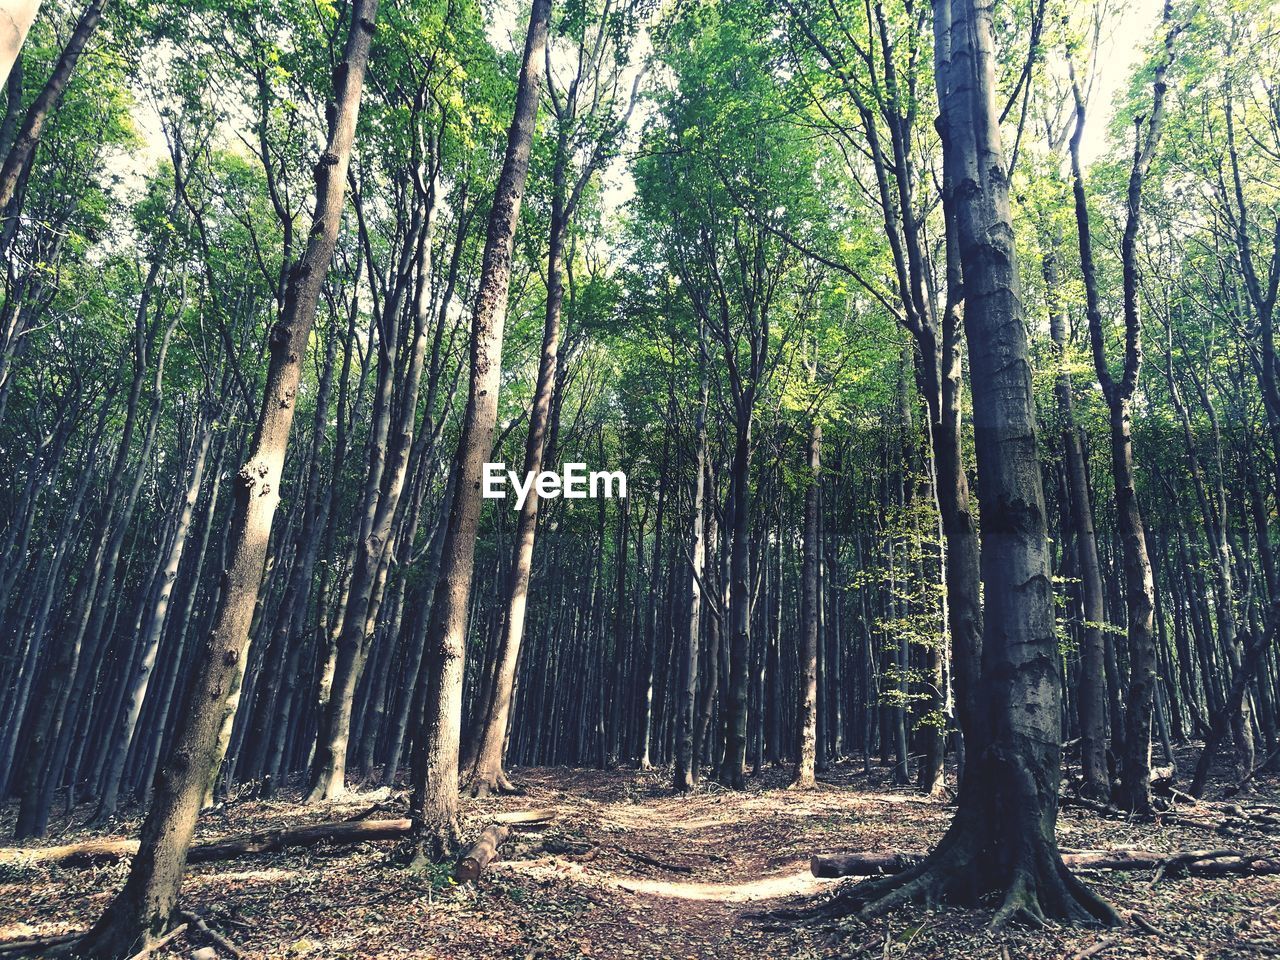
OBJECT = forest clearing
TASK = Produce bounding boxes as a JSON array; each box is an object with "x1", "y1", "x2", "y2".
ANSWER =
[
  {"x1": 4, "y1": 0, "x2": 1280, "y2": 955},
  {"x1": 4, "y1": 759, "x2": 1280, "y2": 959}
]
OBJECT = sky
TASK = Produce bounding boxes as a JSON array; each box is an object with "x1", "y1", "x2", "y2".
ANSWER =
[{"x1": 1079, "y1": 0, "x2": 1162, "y2": 164}]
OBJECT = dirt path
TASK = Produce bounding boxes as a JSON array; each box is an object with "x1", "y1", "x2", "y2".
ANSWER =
[{"x1": 1, "y1": 762, "x2": 1278, "y2": 958}]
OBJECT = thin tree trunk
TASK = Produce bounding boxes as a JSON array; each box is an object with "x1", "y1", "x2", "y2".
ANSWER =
[
  {"x1": 792, "y1": 416, "x2": 821, "y2": 788},
  {"x1": 408, "y1": 0, "x2": 549, "y2": 862},
  {"x1": 1068, "y1": 24, "x2": 1175, "y2": 810},
  {"x1": 0, "y1": 0, "x2": 107, "y2": 216},
  {"x1": 75, "y1": 5, "x2": 377, "y2": 953},
  {"x1": 94, "y1": 416, "x2": 214, "y2": 820},
  {"x1": 1044, "y1": 246, "x2": 1109, "y2": 800},
  {"x1": 673, "y1": 345, "x2": 708, "y2": 792},
  {"x1": 466, "y1": 122, "x2": 570, "y2": 797}
]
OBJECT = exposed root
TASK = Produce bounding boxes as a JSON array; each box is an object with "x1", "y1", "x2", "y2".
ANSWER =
[
  {"x1": 467, "y1": 768, "x2": 524, "y2": 798},
  {"x1": 788, "y1": 823, "x2": 1119, "y2": 932},
  {"x1": 991, "y1": 872, "x2": 1046, "y2": 931}
]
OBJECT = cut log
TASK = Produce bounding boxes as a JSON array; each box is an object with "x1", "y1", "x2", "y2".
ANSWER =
[
  {"x1": 811, "y1": 847, "x2": 1280, "y2": 879},
  {"x1": 810, "y1": 851, "x2": 926, "y2": 878},
  {"x1": 493, "y1": 807, "x2": 557, "y2": 826},
  {"x1": 454, "y1": 824, "x2": 511, "y2": 882},
  {"x1": 186, "y1": 818, "x2": 413, "y2": 864},
  {"x1": 0, "y1": 837, "x2": 141, "y2": 868}
]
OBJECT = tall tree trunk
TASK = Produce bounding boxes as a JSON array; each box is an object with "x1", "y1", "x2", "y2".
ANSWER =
[
  {"x1": 841, "y1": 0, "x2": 1117, "y2": 926},
  {"x1": 94, "y1": 415, "x2": 215, "y2": 820},
  {"x1": 718, "y1": 415, "x2": 752, "y2": 789},
  {"x1": 691, "y1": 474, "x2": 721, "y2": 777},
  {"x1": 408, "y1": 0, "x2": 549, "y2": 861},
  {"x1": 76, "y1": 5, "x2": 377, "y2": 953},
  {"x1": 0, "y1": 0, "x2": 106, "y2": 215},
  {"x1": 309, "y1": 165, "x2": 441, "y2": 801},
  {"x1": 1068, "y1": 11, "x2": 1175, "y2": 811},
  {"x1": 466, "y1": 121, "x2": 570, "y2": 797},
  {"x1": 12, "y1": 256, "x2": 170, "y2": 839},
  {"x1": 673, "y1": 346, "x2": 708, "y2": 792}
]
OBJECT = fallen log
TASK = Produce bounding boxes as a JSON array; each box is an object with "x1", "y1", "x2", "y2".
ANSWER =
[
  {"x1": 0, "y1": 818, "x2": 414, "y2": 870},
  {"x1": 493, "y1": 807, "x2": 557, "y2": 827},
  {"x1": 0, "y1": 837, "x2": 141, "y2": 869},
  {"x1": 811, "y1": 847, "x2": 1280, "y2": 879},
  {"x1": 0, "y1": 932, "x2": 83, "y2": 955},
  {"x1": 810, "y1": 851, "x2": 926, "y2": 878},
  {"x1": 1, "y1": 806, "x2": 561, "y2": 872},
  {"x1": 187, "y1": 817, "x2": 414, "y2": 864},
  {"x1": 454, "y1": 824, "x2": 511, "y2": 882}
]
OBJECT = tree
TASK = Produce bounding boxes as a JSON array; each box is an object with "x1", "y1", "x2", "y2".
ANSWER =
[
  {"x1": 833, "y1": 0, "x2": 1118, "y2": 926},
  {"x1": 408, "y1": 0, "x2": 551, "y2": 860},
  {"x1": 1069, "y1": 0, "x2": 1180, "y2": 814},
  {"x1": 465, "y1": 0, "x2": 641, "y2": 796},
  {"x1": 72, "y1": 1, "x2": 378, "y2": 952}
]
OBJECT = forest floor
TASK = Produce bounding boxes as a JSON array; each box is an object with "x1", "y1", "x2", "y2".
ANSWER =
[{"x1": 1, "y1": 753, "x2": 1278, "y2": 959}]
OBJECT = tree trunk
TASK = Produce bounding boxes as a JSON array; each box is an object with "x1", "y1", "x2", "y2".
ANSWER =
[
  {"x1": 1044, "y1": 246, "x2": 1109, "y2": 800},
  {"x1": 840, "y1": 0, "x2": 1117, "y2": 927},
  {"x1": 718, "y1": 416, "x2": 752, "y2": 789},
  {"x1": 674, "y1": 346, "x2": 708, "y2": 792},
  {"x1": 408, "y1": 0, "x2": 549, "y2": 861},
  {"x1": 1070, "y1": 8, "x2": 1175, "y2": 813},
  {"x1": 95, "y1": 416, "x2": 214, "y2": 820},
  {"x1": 0, "y1": 0, "x2": 106, "y2": 215},
  {"x1": 466, "y1": 124, "x2": 570, "y2": 797},
  {"x1": 793, "y1": 416, "x2": 821, "y2": 788},
  {"x1": 74, "y1": 4, "x2": 377, "y2": 953},
  {"x1": 310, "y1": 167, "x2": 441, "y2": 801}
]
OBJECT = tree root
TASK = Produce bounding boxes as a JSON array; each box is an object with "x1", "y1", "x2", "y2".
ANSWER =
[
  {"x1": 408, "y1": 815, "x2": 462, "y2": 869},
  {"x1": 798, "y1": 827, "x2": 1120, "y2": 931},
  {"x1": 467, "y1": 768, "x2": 524, "y2": 798}
]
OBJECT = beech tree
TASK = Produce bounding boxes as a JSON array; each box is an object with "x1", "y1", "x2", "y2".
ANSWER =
[
  {"x1": 2, "y1": 0, "x2": 1280, "y2": 953},
  {"x1": 408, "y1": 0, "x2": 551, "y2": 859},
  {"x1": 72, "y1": 0, "x2": 378, "y2": 952}
]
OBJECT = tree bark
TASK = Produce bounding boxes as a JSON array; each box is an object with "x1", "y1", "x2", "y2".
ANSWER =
[
  {"x1": 0, "y1": 0, "x2": 106, "y2": 215},
  {"x1": 674, "y1": 343, "x2": 708, "y2": 792},
  {"x1": 466, "y1": 119, "x2": 571, "y2": 797},
  {"x1": 792, "y1": 416, "x2": 821, "y2": 788},
  {"x1": 74, "y1": 4, "x2": 377, "y2": 953},
  {"x1": 94, "y1": 416, "x2": 215, "y2": 820},
  {"x1": 1068, "y1": 9, "x2": 1175, "y2": 811},
  {"x1": 837, "y1": 0, "x2": 1118, "y2": 928},
  {"x1": 408, "y1": 0, "x2": 549, "y2": 862},
  {"x1": 1044, "y1": 245, "x2": 1109, "y2": 800}
]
